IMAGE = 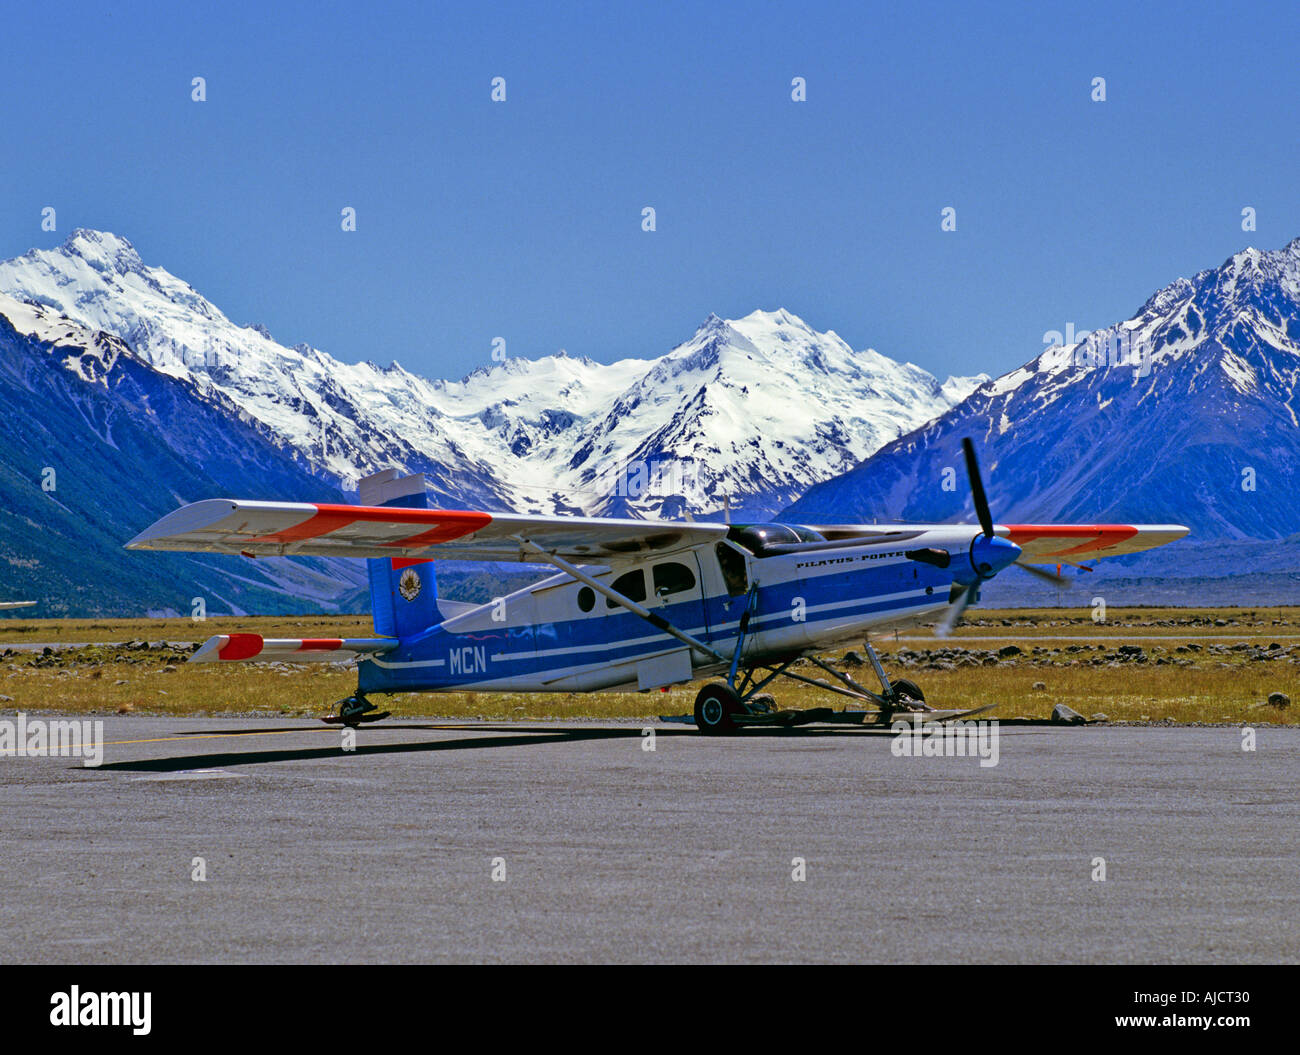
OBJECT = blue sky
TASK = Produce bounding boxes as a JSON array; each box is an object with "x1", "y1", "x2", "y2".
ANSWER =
[{"x1": 2, "y1": 0, "x2": 1297, "y2": 382}]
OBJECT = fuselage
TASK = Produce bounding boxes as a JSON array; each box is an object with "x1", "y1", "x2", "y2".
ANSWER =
[{"x1": 357, "y1": 524, "x2": 1019, "y2": 696}]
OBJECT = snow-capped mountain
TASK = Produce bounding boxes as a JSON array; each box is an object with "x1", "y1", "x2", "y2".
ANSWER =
[
  {"x1": 0, "y1": 291, "x2": 365, "y2": 616},
  {"x1": 6, "y1": 229, "x2": 1300, "y2": 613},
  {"x1": 787, "y1": 237, "x2": 1300, "y2": 542},
  {"x1": 0, "y1": 230, "x2": 982, "y2": 519},
  {"x1": 569, "y1": 309, "x2": 985, "y2": 517}
]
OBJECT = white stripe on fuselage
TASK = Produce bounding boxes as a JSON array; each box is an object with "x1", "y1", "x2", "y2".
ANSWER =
[
  {"x1": 370, "y1": 585, "x2": 936, "y2": 671},
  {"x1": 369, "y1": 656, "x2": 446, "y2": 669},
  {"x1": 485, "y1": 585, "x2": 928, "y2": 664}
]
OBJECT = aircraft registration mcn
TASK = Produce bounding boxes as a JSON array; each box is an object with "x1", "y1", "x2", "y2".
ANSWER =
[{"x1": 127, "y1": 440, "x2": 1187, "y2": 732}]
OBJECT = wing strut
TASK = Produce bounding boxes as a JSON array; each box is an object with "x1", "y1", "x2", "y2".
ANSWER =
[{"x1": 514, "y1": 537, "x2": 728, "y2": 665}]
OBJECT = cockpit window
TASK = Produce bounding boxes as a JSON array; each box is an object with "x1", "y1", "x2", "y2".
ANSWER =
[
  {"x1": 606, "y1": 569, "x2": 647, "y2": 608},
  {"x1": 726, "y1": 523, "x2": 826, "y2": 555},
  {"x1": 652, "y1": 561, "x2": 696, "y2": 597}
]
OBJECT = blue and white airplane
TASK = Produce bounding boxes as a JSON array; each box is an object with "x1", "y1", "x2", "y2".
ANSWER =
[{"x1": 127, "y1": 440, "x2": 1187, "y2": 732}]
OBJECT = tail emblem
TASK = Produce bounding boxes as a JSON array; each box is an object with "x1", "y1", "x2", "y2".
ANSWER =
[{"x1": 398, "y1": 567, "x2": 423, "y2": 602}]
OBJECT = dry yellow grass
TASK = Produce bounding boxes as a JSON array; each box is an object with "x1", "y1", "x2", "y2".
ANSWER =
[
  {"x1": 1, "y1": 608, "x2": 1296, "y2": 724},
  {"x1": 0, "y1": 614, "x2": 374, "y2": 645}
]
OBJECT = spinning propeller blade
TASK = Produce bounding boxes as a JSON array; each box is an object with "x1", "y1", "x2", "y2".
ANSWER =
[
  {"x1": 1015, "y1": 561, "x2": 1070, "y2": 587},
  {"x1": 936, "y1": 582, "x2": 976, "y2": 638},
  {"x1": 935, "y1": 439, "x2": 1075, "y2": 637},
  {"x1": 962, "y1": 437, "x2": 995, "y2": 538},
  {"x1": 936, "y1": 437, "x2": 1018, "y2": 637}
]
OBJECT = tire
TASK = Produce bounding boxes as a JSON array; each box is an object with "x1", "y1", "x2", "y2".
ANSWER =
[
  {"x1": 891, "y1": 678, "x2": 925, "y2": 704},
  {"x1": 694, "y1": 683, "x2": 742, "y2": 735}
]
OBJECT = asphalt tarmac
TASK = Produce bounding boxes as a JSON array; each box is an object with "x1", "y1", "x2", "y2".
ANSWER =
[{"x1": 1, "y1": 718, "x2": 1295, "y2": 963}]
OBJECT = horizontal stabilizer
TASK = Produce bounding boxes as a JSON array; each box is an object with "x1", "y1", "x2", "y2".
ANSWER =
[{"x1": 190, "y1": 634, "x2": 397, "y2": 664}]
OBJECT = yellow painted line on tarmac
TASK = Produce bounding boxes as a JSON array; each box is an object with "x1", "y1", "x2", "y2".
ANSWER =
[
  {"x1": 2, "y1": 732, "x2": 302, "y2": 755},
  {"x1": 97, "y1": 722, "x2": 517, "y2": 748},
  {"x1": 0, "y1": 722, "x2": 585, "y2": 753},
  {"x1": 99, "y1": 729, "x2": 327, "y2": 747}
]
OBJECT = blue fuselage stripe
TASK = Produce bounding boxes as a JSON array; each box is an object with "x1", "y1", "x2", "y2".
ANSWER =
[{"x1": 358, "y1": 558, "x2": 947, "y2": 693}]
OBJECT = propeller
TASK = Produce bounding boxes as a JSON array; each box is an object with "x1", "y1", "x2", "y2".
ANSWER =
[
  {"x1": 1015, "y1": 561, "x2": 1070, "y2": 587},
  {"x1": 936, "y1": 438, "x2": 1043, "y2": 636},
  {"x1": 936, "y1": 439, "x2": 994, "y2": 638},
  {"x1": 928, "y1": 438, "x2": 1071, "y2": 637},
  {"x1": 937, "y1": 582, "x2": 975, "y2": 637},
  {"x1": 962, "y1": 437, "x2": 995, "y2": 538},
  {"x1": 963, "y1": 436, "x2": 1071, "y2": 584}
]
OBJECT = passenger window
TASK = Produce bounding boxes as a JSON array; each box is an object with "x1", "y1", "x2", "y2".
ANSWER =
[
  {"x1": 577, "y1": 586, "x2": 595, "y2": 612},
  {"x1": 605, "y1": 569, "x2": 647, "y2": 607},
  {"x1": 714, "y1": 542, "x2": 749, "y2": 597},
  {"x1": 652, "y1": 561, "x2": 696, "y2": 597}
]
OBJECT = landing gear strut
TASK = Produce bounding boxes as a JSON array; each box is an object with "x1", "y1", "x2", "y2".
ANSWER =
[{"x1": 690, "y1": 638, "x2": 936, "y2": 734}]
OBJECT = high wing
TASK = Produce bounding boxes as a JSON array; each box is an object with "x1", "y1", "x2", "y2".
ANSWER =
[
  {"x1": 996, "y1": 523, "x2": 1189, "y2": 564},
  {"x1": 126, "y1": 499, "x2": 731, "y2": 563},
  {"x1": 805, "y1": 521, "x2": 1189, "y2": 564}
]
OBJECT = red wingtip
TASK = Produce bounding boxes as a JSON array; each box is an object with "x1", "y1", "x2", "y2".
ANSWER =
[{"x1": 218, "y1": 633, "x2": 265, "y2": 661}]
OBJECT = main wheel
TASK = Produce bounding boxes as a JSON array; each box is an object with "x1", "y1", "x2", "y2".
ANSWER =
[
  {"x1": 891, "y1": 678, "x2": 925, "y2": 704},
  {"x1": 694, "y1": 683, "x2": 742, "y2": 735}
]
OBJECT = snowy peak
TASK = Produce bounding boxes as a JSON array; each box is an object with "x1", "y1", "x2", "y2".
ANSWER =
[
  {"x1": 566, "y1": 308, "x2": 981, "y2": 517},
  {"x1": 730, "y1": 308, "x2": 852, "y2": 367},
  {"x1": 657, "y1": 313, "x2": 756, "y2": 376},
  {"x1": 787, "y1": 234, "x2": 1300, "y2": 541},
  {"x1": 0, "y1": 230, "x2": 235, "y2": 379},
  {"x1": 0, "y1": 284, "x2": 363, "y2": 618},
  {"x1": 63, "y1": 228, "x2": 145, "y2": 271},
  {"x1": 972, "y1": 236, "x2": 1300, "y2": 412},
  {"x1": 1134, "y1": 239, "x2": 1300, "y2": 341},
  {"x1": 941, "y1": 372, "x2": 989, "y2": 403},
  {"x1": 0, "y1": 230, "x2": 978, "y2": 518},
  {"x1": 694, "y1": 310, "x2": 731, "y2": 336}
]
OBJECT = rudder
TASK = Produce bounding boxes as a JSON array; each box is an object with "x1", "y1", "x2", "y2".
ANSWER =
[{"x1": 360, "y1": 469, "x2": 440, "y2": 637}]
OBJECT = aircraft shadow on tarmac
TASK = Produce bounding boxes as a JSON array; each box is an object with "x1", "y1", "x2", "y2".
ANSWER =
[{"x1": 93, "y1": 724, "x2": 907, "y2": 773}]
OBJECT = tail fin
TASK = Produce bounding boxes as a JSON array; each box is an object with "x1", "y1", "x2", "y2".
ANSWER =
[{"x1": 359, "y1": 469, "x2": 441, "y2": 637}]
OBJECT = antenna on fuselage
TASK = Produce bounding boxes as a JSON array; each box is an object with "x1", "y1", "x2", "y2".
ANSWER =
[{"x1": 723, "y1": 494, "x2": 732, "y2": 525}]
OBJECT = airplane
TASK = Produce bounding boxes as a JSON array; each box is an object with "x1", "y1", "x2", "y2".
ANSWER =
[
  {"x1": 0, "y1": 601, "x2": 37, "y2": 611},
  {"x1": 126, "y1": 440, "x2": 1188, "y2": 733}
]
